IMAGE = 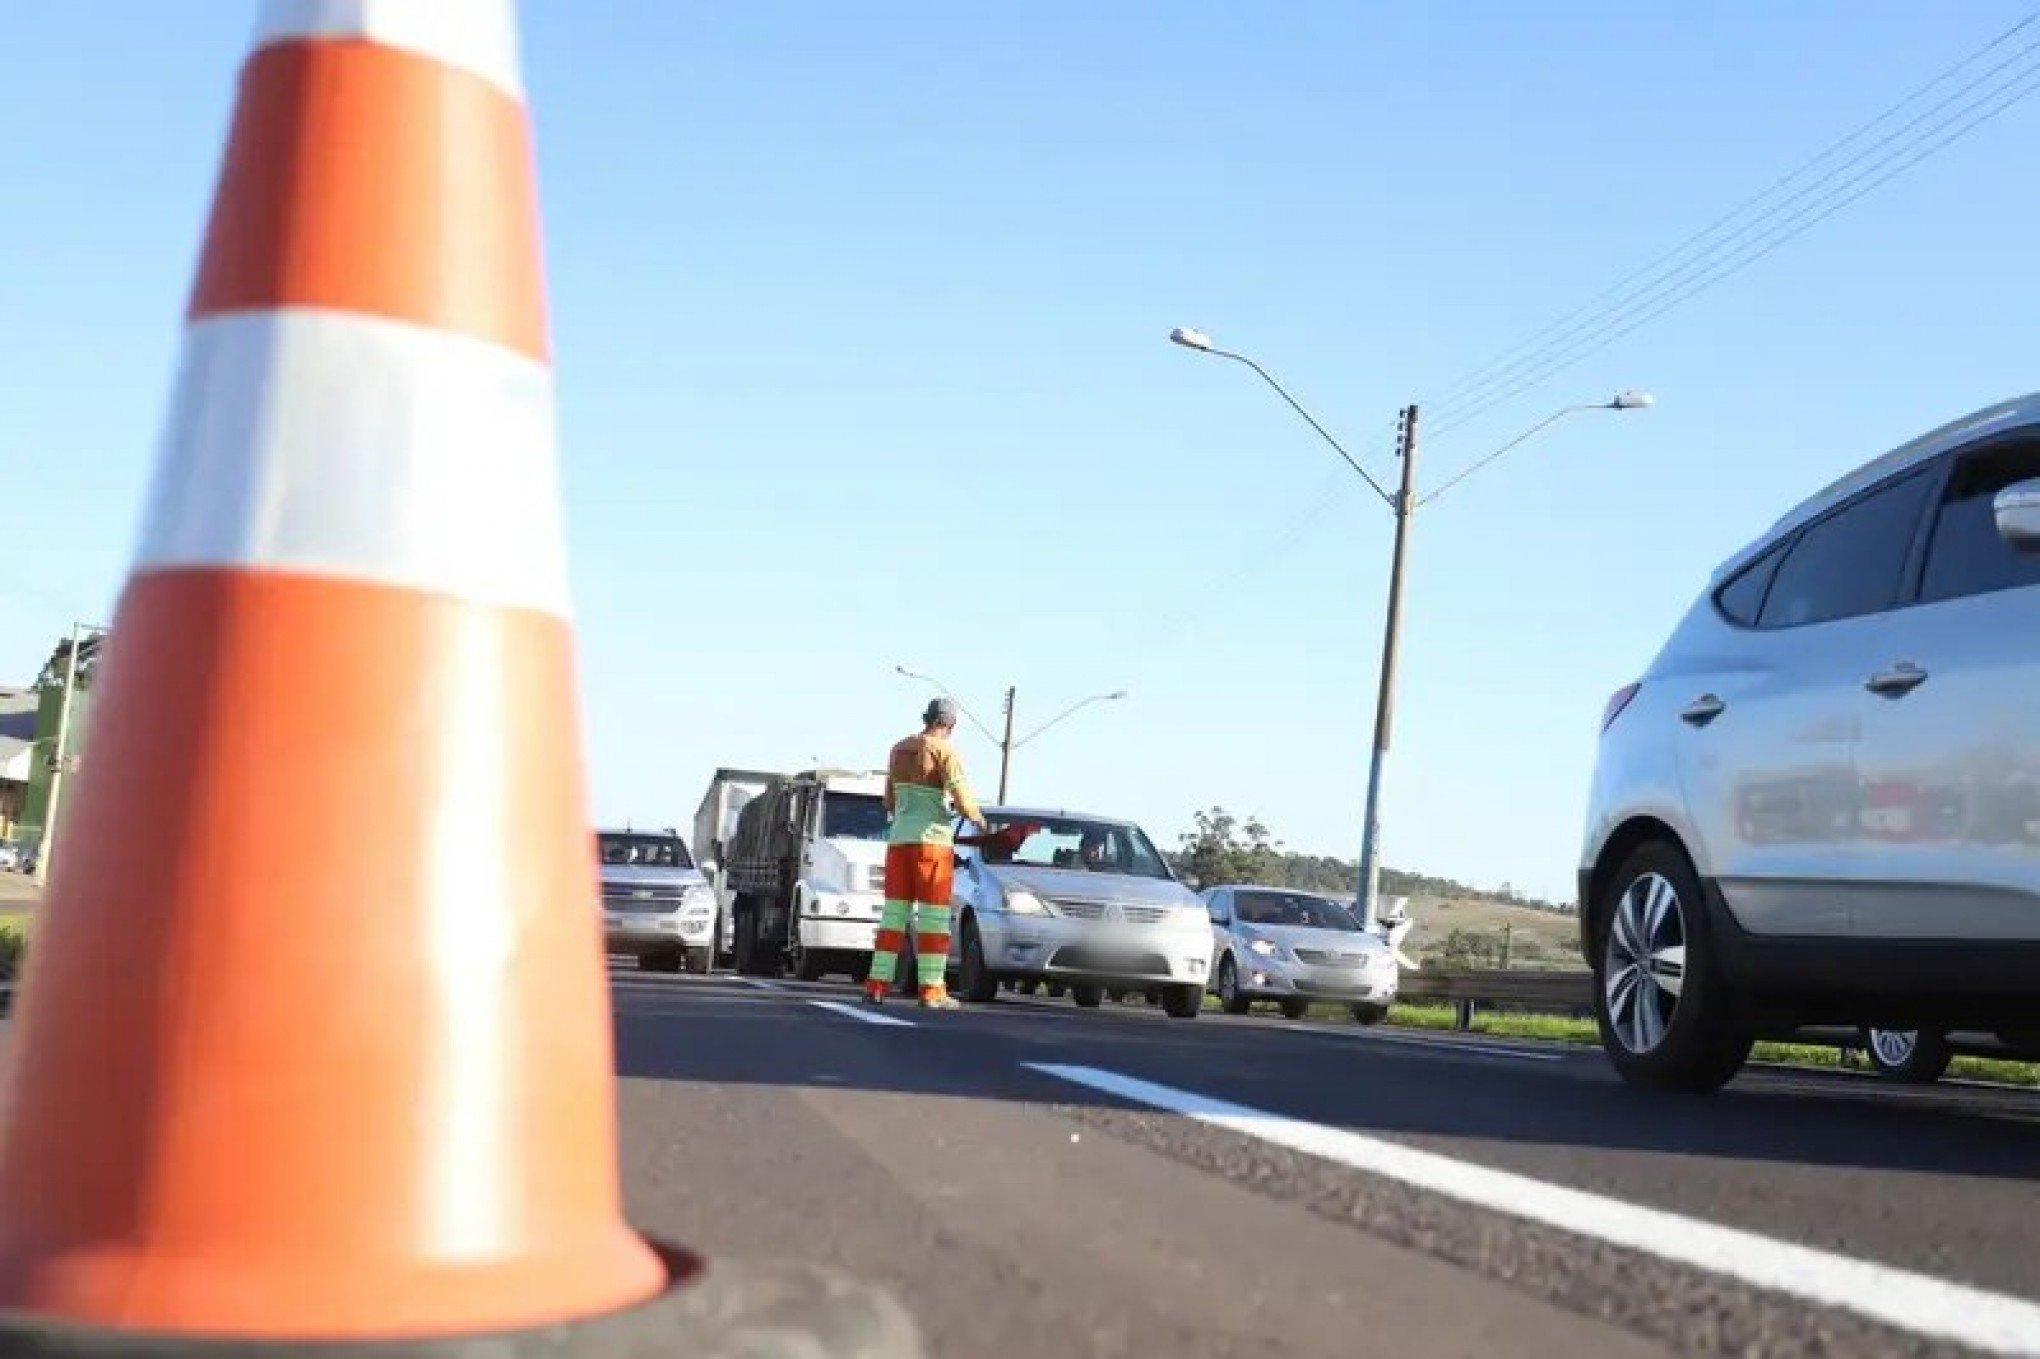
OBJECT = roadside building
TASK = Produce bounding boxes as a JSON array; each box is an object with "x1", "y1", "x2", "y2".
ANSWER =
[{"x1": 0, "y1": 688, "x2": 35, "y2": 840}]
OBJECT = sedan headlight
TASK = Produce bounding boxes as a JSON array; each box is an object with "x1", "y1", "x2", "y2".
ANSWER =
[
  {"x1": 1248, "y1": 938, "x2": 1282, "y2": 959},
  {"x1": 680, "y1": 884, "x2": 715, "y2": 916},
  {"x1": 1006, "y1": 890, "x2": 1048, "y2": 916}
]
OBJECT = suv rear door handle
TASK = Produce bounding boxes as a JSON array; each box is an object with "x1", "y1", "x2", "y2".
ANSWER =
[
  {"x1": 1680, "y1": 694, "x2": 1726, "y2": 725},
  {"x1": 1865, "y1": 662, "x2": 1929, "y2": 697}
]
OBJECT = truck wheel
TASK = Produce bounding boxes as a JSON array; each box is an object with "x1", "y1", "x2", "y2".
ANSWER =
[
  {"x1": 684, "y1": 947, "x2": 712, "y2": 975},
  {"x1": 639, "y1": 949, "x2": 683, "y2": 974},
  {"x1": 1161, "y1": 984, "x2": 1202, "y2": 1020},
  {"x1": 795, "y1": 947, "x2": 828, "y2": 983},
  {"x1": 1071, "y1": 983, "x2": 1104, "y2": 1009}
]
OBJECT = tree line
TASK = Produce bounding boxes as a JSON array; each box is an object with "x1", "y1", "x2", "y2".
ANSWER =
[{"x1": 1167, "y1": 806, "x2": 1570, "y2": 913}]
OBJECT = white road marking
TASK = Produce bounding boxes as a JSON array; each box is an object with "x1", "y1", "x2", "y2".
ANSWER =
[
  {"x1": 1028, "y1": 1063, "x2": 2040, "y2": 1358},
  {"x1": 808, "y1": 1000, "x2": 915, "y2": 1028},
  {"x1": 735, "y1": 978, "x2": 785, "y2": 992}
]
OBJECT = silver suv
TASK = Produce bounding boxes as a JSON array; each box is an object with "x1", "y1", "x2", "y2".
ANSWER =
[
  {"x1": 1580, "y1": 394, "x2": 2040, "y2": 1092},
  {"x1": 599, "y1": 827, "x2": 718, "y2": 974}
]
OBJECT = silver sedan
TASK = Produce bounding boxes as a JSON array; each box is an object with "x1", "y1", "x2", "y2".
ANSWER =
[{"x1": 1202, "y1": 885, "x2": 1399, "y2": 1023}]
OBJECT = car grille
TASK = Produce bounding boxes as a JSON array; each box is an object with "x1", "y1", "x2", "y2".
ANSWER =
[
  {"x1": 1047, "y1": 899, "x2": 1173, "y2": 925},
  {"x1": 1293, "y1": 948, "x2": 1370, "y2": 968},
  {"x1": 603, "y1": 886, "x2": 685, "y2": 913}
]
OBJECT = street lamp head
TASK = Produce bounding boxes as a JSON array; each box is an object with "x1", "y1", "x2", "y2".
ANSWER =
[
  {"x1": 1169, "y1": 327, "x2": 1215, "y2": 352},
  {"x1": 1609, "y1": 390, "x2": 1655, "y2": 411}
]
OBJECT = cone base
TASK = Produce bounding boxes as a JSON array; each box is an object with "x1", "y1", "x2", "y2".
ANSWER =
[{"x1": 0, "y1": 1245, "x2": 918, "y2": 1359}]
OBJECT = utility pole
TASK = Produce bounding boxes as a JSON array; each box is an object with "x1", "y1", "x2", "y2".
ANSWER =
[
  {"x1": 997, "y1": 687, "x2": 1016, "y2": 803},
  {"x1": 1355, "y1": 406, "x2": 1418, "y2": 933},
  {"x1": 35, "y1": 623, "x2": 90, "y2": 886}
]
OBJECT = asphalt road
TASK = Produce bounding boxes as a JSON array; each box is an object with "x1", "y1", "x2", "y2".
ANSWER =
[{"x1": 613, "y1": 970, "x2": 2040, "y2": 1359}]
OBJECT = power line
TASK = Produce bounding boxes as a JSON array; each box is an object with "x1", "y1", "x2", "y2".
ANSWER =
[
  {"x1": 1156, "y1": 9, "x2": 2040, "y2": 642},
  {"x1": 1424, "y1": 55, "x2": 2040, "y2": 444},
  {"x1": 1426, "y1": 10, "x2": 2040, "y2": 419}
]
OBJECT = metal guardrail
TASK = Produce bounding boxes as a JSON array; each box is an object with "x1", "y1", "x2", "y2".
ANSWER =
[{"x1": 1399, "y1": 967, "x2": 1592, "y2": 1029}]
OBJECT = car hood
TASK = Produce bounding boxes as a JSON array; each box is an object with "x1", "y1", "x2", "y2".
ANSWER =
[
  {"x1": 984, "y1": 864, "x2": 1198, "y2": 908},
  {"x1": 600, "y1": 866, "x2": 708, "y2": 890},
  {"x1": 1237, "y1": 922, "x2": 1388, "y2": 955}
]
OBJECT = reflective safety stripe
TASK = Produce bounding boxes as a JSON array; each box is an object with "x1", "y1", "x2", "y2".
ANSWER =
[
  {"x1": 136, "y1": 311, "x2": 568, "y2": 617},
  {"x1": 254, "y1": 0, "x2": 526, "y2": 99}
]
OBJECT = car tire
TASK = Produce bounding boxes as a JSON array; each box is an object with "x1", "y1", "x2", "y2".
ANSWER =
[
  {"x1": 1071, "y1": 982, "x2": 1105, "y2": 1009},
  {"x1": 1864, "y1": 1028, "x2": 1952, "y2": 1084},
  {"x1": 1350, "y1": 1003, "x2": 1389, "y2": 1026},
  {"x1": 1592, "y1": 839, "x2": 1752, "y2": 1093},
  {"x1": 1217, "y1": 956, "x2": 1251, "y2": 1015},
  {"x1": 684, "y1": 947, "x2": 712, "y2": 975},
  {"x1": 1162, "y1": 983, "x2": 1202, "y2": 1020},
  {"x1": 959, "y1": 917, "x2": 1000, "y2": 1003},
  {"x1": 1279, "y1": 998, "x2": 1310, "y2": 1021}
]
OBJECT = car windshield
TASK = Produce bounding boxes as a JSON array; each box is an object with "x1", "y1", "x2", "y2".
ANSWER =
[
  {"x1": 821, "y1": 792, "x2": 889, "y2": 841},
  {"x1": 982, "y1": 814, "x2": 1173, "y2": 881},
  {"x1": 1233, "y1": 890, "x2": 1361, "y2": 931},
  {"x1": 598, "y1": 833, "x2": 692, "y2": 869}
]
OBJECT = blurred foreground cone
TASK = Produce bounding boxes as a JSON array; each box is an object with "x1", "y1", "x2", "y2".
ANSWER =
[
  {"x1": 0, "y1": 0, "x2": 666, "y2": 1339},
  {"x1": 0, "y1": 5, "x2": 919, "y2": 1354}
]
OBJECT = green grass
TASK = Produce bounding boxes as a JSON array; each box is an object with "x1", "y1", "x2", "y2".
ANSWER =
[
  {"x1": 0, "y1": 917, "x2": 26, "y2": 979},
  {"x1": 1372, "y1": 1000, "x2": 2037, "y2": 1086}
]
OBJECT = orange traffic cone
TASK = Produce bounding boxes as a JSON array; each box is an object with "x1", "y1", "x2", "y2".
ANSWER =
[{"x1": 0, "y1": 6, "x2": 911, "y2": 1354}]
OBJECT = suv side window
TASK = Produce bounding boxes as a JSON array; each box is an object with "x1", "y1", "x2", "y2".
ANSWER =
[
  {"x1": 1757, "y1": 468, "x2": 1936, "y2": 629},
  {"x1": 1918, "y1": 439, "x2": 2040, "y2": 604},
  {"x1": 1714, "y1": 541, "x2": 1787, "y2": 626}
]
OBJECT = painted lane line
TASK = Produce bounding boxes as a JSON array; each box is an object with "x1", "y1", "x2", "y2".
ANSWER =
[
  {"x1": 1027, "y1": 1063, "x2": 2040, "y2": 1357},
  {"x1": 808, "y1": 1000, "x2": 915, "y2": 1028},
  {"x1": 735, "y1": 978, "x2": 785, "y2": 992}
]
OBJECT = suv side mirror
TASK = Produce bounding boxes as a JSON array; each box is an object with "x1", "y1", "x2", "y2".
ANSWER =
[{"x1": 1994, "y1": 478, "x2": 2040, "y2": 552}]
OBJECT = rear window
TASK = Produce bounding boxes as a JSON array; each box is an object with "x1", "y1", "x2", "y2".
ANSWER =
[{"x1": 599, "y1": 833, "x2": 692, "y2": 869}]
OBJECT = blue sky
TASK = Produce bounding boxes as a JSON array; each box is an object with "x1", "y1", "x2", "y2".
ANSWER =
[{"x1": 5, "y1": 3, "x2": 2038, "y2": 900}]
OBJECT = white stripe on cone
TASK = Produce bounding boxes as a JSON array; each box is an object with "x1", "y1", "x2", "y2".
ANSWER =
[
  {"x1": 253, "y1": 0, "x2": 525, "y2": 98},
  {"x1": 138, "y1": 310, "x2": 569, "y2": 616}
]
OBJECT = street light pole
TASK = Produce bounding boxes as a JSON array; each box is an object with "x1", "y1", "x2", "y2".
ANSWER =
[
  {"x1": 1169, "y1": 326, "x2": 1650, "y2": 932},
  {"x1": 998, "y1": 687, "x2": 1017, "y2": 803},
  {"x1": 1356, "y1": 406, "x2": 1419, "y2": 928},
  {"x1": 36, "y1": 622, "x2": 104, "y2": 886},
  {"x1": 895, "y1": 667, "x2": 1125, "y2": 804}
]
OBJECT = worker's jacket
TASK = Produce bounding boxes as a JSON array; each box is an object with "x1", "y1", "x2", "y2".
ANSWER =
[{"x1": 884, "y1": 733, "x2": 983, "y2": 846}]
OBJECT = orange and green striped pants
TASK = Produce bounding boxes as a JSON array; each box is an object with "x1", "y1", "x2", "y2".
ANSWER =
[{"x1": 868, "y1": 843, "x2": 953, "y2": 993}]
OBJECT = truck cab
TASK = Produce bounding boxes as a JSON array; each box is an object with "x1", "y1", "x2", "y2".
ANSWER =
[{"x1": 724, "y1": 769, "x2": 892, "y2": 981}]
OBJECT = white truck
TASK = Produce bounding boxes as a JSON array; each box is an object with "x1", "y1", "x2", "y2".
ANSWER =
[
  {"x1": 694, "y1": 767, "x2": 779, "y2": 966},
  {"x1": 716, "y1": 768, "x2": 892, "y2": 981}
]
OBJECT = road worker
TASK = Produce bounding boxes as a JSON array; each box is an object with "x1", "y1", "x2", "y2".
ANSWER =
[{"x1": 867, "y1": 697, "x2": 987, "y2": 1008}]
